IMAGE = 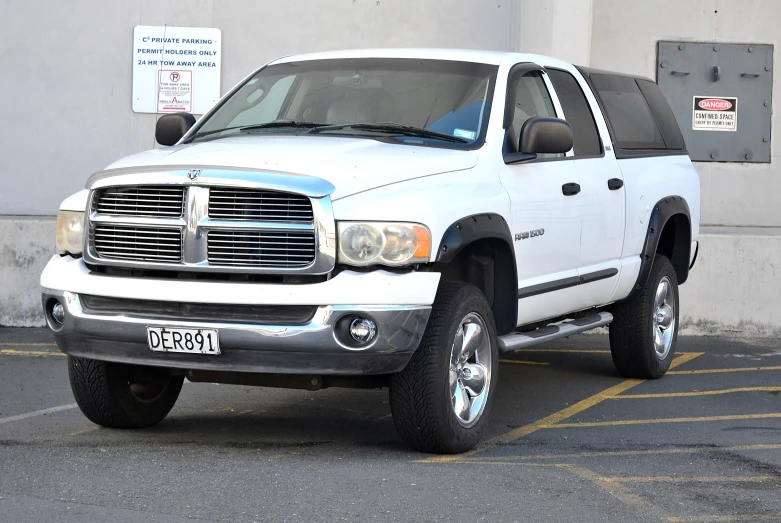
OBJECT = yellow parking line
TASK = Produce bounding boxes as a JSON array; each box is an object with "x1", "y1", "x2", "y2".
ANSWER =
[
  {"x1": 467, "y1": 443, "x2": 781, "y2": 462},
  {"x1": 419, "y1": 352, "x2": 703, "y2": 463},
  {"x1": 558, "y1": 464, "x2": 663, "y2": 516},
  {"x1": 499, "y1": 359, "x2": 550, "y2": 366},
  {"x1": 0, "y1": 349, "x2": 65, "y2": 357},
  {"x1": 614, "y1": 387, "x2": 781, "y2": 399},
  {"x1": 489, "y1": 352, "x2": 703, "y2": 443},
  {"x1": 608, "y1": 475, "x2": 778, "y2": 483},
  {"x1": 0, "y1": 342, "x2": 57, "y2": 347},
  {"x1": 542, "y1": 412, "x2": 781, "y2": 429},
  {"x1": 664, "y1": 514, "x2": 781, "y2": 522},
  {"x1": 70, "y1": 426, "x2": 100, "y2": 436},
  {"x1": 668, "y1": 366, "x2": 781, "y2": 375}
]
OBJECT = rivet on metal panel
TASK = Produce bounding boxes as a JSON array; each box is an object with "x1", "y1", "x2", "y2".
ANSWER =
[
  {"x1": 713, "y1": 45, "x2": 720, "y2": 52},
  {"x1": 765, "y1": 101, "x2": 770, "y2": 107},
  {"x1": 710, "y1": 153, "x2": 717, "y2": 159},
  {"x1": 763, "y1": 137, "x2": 769, "y2": 143},
  {"x1": 745, "y1": 152, "x2": 753, "y2": 160},
  {"x1": 660, "y1": 61, "x2": 667, "y2": 69},
  {"x1": 766, "y1": 66, "x2": 772, "y2": 71},
  {"x1": 678, "y1": 44, "x2": 685, "y2": 51},
  {"x1": 748, "y1": 46, "x2": 754, "y2": 53}
]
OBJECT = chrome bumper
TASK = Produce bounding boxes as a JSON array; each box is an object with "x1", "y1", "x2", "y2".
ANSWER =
[{"x1": 43, "y1": 291, "x2": 431, "y2": 375}]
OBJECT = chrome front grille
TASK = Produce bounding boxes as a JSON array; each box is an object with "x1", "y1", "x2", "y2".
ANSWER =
[
  {"x1": 92, "y1": 225, "x2": 183, "y2": 262},
  {"x1": 209, "y1": 188, "x2": 314, "y2": 222},
  {"x1": 85, "y1": 176, "x2": 335, "y2": 275},
  {"x1": 95, "y1": 186, "x2": 185, "y2": 217},
  {"x1": 207, "y1": 230, "x2": 316, "y2": 268}
]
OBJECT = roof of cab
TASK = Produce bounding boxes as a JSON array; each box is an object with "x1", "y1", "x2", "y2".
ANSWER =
[{"x1": 268, "y1": 48, "x2": 573, "y2": 69}]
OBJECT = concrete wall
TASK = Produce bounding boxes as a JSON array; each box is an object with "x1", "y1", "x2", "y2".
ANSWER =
[
  {"x1": 590, "y1": 0, "x2": 781, "y2": 227},
  {"x1": 0, "y1": 218, "x2": 55, "y2": 327}
]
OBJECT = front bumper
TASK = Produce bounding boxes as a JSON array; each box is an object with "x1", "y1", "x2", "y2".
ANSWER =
[
  {"x1": 40, "y1": 256, "x2": 440, "y2": 375},
  {"x1": 44, "y1": 291, "x2": 431, "y2": 375}
]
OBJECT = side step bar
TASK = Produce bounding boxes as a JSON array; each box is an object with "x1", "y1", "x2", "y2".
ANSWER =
[{"x1": 498, "y1": 312, "x2": 613, "y2": 353}]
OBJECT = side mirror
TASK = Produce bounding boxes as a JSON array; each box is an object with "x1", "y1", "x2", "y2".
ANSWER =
[
  {"x1": 155, "y1": 113, "x2": 196, "y2": 146},
  {"x1": 519, "y1": 117, "x2": 573, "y2": 154}
]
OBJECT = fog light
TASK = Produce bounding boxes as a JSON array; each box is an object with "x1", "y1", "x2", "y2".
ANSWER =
[
  {"x1": 51, "y1": 302, "x2": 65, "y2": 324},
  {"x1": 349, "y1": 318, "x2": 377, "y2": 343}
]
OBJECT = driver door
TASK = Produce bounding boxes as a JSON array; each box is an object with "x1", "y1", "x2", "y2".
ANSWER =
[{"x1": 498, "y1": 67, "x2": 584, "y2": 326}]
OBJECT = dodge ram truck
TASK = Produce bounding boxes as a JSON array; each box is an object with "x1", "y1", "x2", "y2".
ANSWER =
[{"x1": 41, "y1": 49, "x2": 700, "y2": 453}]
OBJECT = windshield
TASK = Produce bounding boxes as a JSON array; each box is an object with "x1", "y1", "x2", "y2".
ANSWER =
[{"x1": 189, "y1": 58, "x2": 498, "y2": 149}]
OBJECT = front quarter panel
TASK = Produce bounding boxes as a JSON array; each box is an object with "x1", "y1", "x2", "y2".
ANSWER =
[{"x1": 331, "y1": 161, "x2": 510, "y2": 264}]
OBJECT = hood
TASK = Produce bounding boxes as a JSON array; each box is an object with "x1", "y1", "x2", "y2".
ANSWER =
[{"x1": 104, "y1": 135, "x2": 478, "y2": 200}]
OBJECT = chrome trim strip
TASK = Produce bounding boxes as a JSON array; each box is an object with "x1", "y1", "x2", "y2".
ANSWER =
[{"x1": 86, "y1": 167, "x2": 336, "y2": 198}]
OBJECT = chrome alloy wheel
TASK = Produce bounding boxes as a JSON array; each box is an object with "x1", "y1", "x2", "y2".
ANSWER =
[
  {"x1": 652, "y1": 276, "x2": 676, "y2": 360},
  {"x1": 449, "y1": 312, "x2": 493, "y2": 427}
]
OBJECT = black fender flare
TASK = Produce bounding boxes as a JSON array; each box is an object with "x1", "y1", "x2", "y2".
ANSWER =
[
  {"x1": 435, "y1": 214, "x2": 518, "y2": 335},
  {"x1": 633, "y1": 195, "x2": 692, "y2": 294}
]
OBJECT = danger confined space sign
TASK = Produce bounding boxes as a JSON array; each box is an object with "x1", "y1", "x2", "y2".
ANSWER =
[{"x1": 692, "y1": 96, "x2": 737, "y2": 132}]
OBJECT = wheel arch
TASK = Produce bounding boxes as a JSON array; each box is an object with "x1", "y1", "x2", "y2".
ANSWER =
[
  {"x1": 431, "y1": 214, "x2": 517, "y2": 336},
  {"x1": 634, "y1": 196, "x2": 692, "y2": 294}
]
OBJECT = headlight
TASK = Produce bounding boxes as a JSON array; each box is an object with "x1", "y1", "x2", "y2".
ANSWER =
[
  {"x1": 55, "y1": 211, "x2": 85, "y2": 256},
  {"x1": 338, "y1": 222, "x2": 432, "y2": 266}
]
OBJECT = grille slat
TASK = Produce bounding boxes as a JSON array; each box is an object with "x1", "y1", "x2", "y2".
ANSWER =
[
  {"x1": 96, "y1": 187, "x2": 185, "y2": 217},
  {"x1": 208, "y1": 188, "x2": 314, "y2": 222},
  {"x1": 208, "y1": 230, "x2": 316, "y2": 268},
  {"x1": 93, "y1": 225, "x2": 183, "y2": 263}
]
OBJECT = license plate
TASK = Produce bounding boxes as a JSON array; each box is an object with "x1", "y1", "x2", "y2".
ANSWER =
[{"x1": 147, "y1": 327, "x2": 220, "y2": 355}]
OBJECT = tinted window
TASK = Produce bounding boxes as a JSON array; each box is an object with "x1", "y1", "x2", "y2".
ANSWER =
[
  {"x1": 636, "y1": 79, "x2": 686, "y2": 151},
  {"x1": 590, "y1": 74, "x2": 665, "y2": 150},
  {"x1": 547, "y1": 69, "x2": 602, "y2": 156}
]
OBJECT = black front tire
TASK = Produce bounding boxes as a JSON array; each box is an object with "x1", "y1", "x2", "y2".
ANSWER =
[
  {"x1": 390, "y1": 282, "x2": 498, "y2": 454},
  {"x1": 609, "y1": 255, "x2": 679, "y2": 379},
  {"x1": 68, "y1": 356, "x2": 184, "y2": 428}
]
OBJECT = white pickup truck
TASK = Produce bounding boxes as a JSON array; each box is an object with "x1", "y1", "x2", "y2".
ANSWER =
[{"x1": 41, "y1": 49, "x2": 699, "y2": 454}]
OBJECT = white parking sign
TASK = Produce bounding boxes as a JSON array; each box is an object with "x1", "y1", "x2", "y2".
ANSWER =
[{"x1": 132, "y1": 26, "x2": 221, "y2": 115}]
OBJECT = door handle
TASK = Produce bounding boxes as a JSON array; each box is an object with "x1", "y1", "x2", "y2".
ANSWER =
[
  {"x1": 607, "y1": 178, "x2": 624, "y2": 190},
  {"x1": 562, "y1": 183, "x2": 581, "y2": 196}
]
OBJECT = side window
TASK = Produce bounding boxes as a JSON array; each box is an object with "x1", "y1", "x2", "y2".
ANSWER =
[
  {"x1": 507, "y1": 70, "x2": 557, "y2": 153},
  {"x1": 589, "y1": 74, "x2": 665, "y2": 150},
  {"x1": 547, "y1": 69, "x2": 602, "y2": 157}
]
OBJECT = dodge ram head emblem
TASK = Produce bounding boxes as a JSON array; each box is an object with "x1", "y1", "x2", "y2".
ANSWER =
[{"x1": 187, "y1": 169, "x2": 201, "y2": 180}]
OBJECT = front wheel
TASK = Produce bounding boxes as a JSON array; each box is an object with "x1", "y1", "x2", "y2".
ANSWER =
[
  {"x1": 609, "y1": 255, "x2": 679, "y2": 379},
  {"x1": 68, "y1": 357, "x2": 184, "y2": 428},
  {"x1": 390, "y1": 282, "x2": 498, "y2": 454}
]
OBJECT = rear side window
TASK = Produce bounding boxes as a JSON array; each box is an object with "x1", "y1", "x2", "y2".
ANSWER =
[
  {"x1": 547, "y1": 69, "x2": 602, "y2": 156},
  {"x1": 635, "y1": 79, "x2": 686, "y2": 151},
  {"x1": 589, "y1": 74, "x2": 665, "y2": 150}
]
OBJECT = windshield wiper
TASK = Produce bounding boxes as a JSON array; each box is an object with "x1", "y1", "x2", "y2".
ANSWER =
[
  {"x1": 238, "y1": 121, "x2": 327, "y2": 132},
  {"x1": 307, "y1": 123, "x2": 469, "y2": 143},
  {"x1": 190, "y1": 121, "x2": 327, "y2": 140}
]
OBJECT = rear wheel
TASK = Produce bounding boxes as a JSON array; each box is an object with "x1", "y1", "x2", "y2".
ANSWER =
[
  {"x1": 68, "y1": 356, "x2": 184, "y2": 428},
  {"x1": 609, "y1": 255, "x2": 679, "y2": 379},
  {"x1": 390, "y1": 282, "x2": 498, "y2": 454}
]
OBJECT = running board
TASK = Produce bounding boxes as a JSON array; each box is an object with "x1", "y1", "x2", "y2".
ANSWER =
[{"x1": 498, "y1": 312, "x2": 613, "y2": 353}]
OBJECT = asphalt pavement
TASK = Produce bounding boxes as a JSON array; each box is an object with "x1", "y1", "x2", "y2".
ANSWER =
[{"x1": 1, "y1": 328, "x2": 780, "y2": 522}]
